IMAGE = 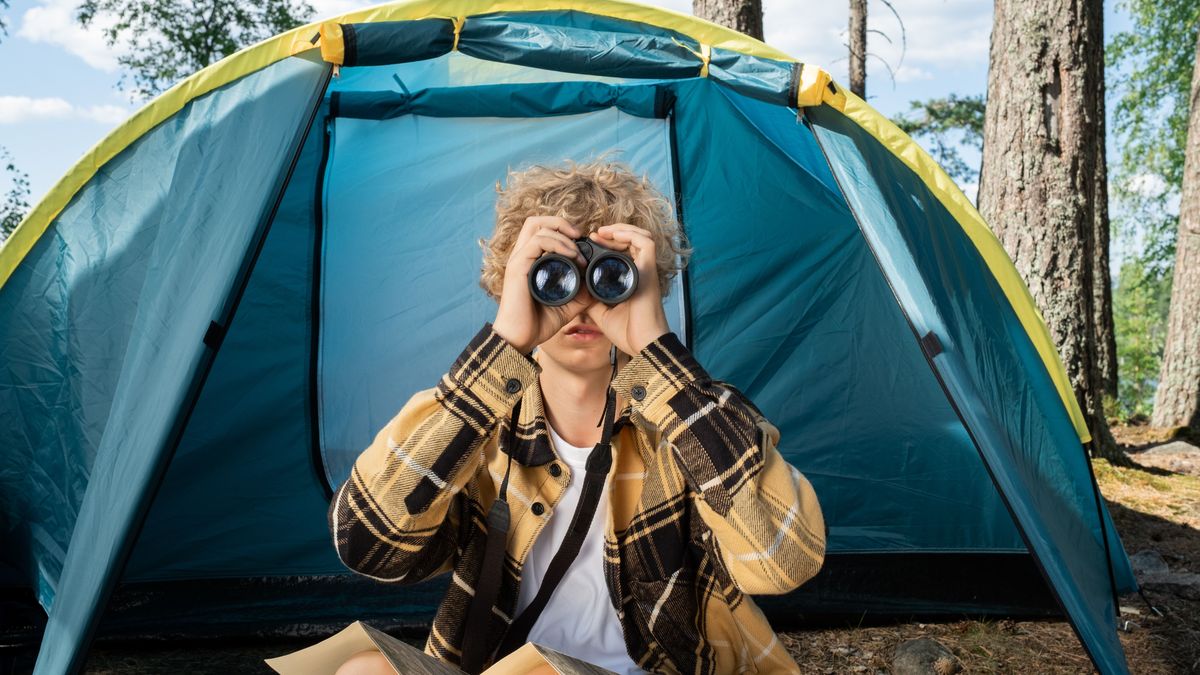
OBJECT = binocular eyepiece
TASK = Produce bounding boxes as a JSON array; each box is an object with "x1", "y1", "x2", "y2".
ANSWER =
[{"x1": 528, "y1": 238, "x2": 638, "y2": 306}]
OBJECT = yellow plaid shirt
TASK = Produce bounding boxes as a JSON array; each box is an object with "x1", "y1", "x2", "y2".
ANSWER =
[{"x1": 329, "y1": 322, "x2": 826, "y2": 673}]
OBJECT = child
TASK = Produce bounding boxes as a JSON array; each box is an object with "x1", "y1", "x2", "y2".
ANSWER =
[{"x1": 329, "y1": 159, "x2": 826, "y2": 674}]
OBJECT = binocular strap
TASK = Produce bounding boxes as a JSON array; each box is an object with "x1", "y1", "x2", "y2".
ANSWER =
[
  {"x1": 460, "y1": 397, "x2": 522, "y2": 675},
  {"x1": 460, "y1": 385, "x2": 618, "y2": 673},
  {"x1": 495, "y1": 386, "x2": 616, "y2": 659}
]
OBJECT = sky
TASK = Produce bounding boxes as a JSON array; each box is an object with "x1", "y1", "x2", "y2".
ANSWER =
[{"x1": 0, "y1": 0, "x2": 1132, "y2": 208}]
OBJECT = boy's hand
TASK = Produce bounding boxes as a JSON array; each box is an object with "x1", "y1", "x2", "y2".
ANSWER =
[
  {"x1": 585, "y1": 223, "x2": 671, "y2": 356},
  {"x1": 493, "y1": 216, "x2": 595, "y2": 353}
]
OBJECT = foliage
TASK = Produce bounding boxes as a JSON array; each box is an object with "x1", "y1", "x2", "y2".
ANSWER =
[
  {"x1": 1107, "y1": 0, "x2": 1200, "y2": 265},
  {"x1": 1107, "y1": 0, "x2": 1197, "y2": 418},
  {"x1": 0, "y1": 147, "x2": 31, "y2": 245},
  {"x1": 892, "y1": 94, "x2": 985, "y2": 187},
  {"x1": 77, "y1": 0, "x2": 315, "y2": 99},
  {"x1": 1, "y1": 2, "x2": 25, "y2": 245},
  {"x1": 1112, "y1": 255, "x2": 1172, "y2": 419},
  {"x1": 1109, "y1": 0, "x2": 1199, "y2": 192}
]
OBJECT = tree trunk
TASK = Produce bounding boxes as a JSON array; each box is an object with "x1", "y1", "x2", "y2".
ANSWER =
[
  {"x1": 692, "y1": 0, "x2": 763, "y2": 40},
  {"x1": 1151, "y1": 31, "x2": 1200, "y2": 434},
  {"x1": 849, "y1": 0, "x2": 867, "y2": 98},
  {"x1": 1094, "y1": 76, "x2": 1118, "y2": 402},
  {"x1": 977, "y1": 0, "x2": 1126, "y2": 462}
]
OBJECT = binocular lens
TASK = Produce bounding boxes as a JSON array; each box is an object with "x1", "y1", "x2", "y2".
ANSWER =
[
  {"x1": 532, "y1": 258, "x2": 579, "y2": 305},
  {"x1": 591, "y1": 257, "x2": 635, "y2": 302},
  {"x1": 527, "y1": 238, "x2": 638, "y2": 306}
]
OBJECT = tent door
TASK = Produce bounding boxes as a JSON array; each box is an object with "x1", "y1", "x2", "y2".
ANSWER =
[{"x1": 312, "y1": 103, "x2": 684, "y2": 490}]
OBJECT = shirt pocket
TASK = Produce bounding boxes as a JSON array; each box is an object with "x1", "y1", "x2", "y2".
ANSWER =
[{"x1": 627, "y1": 566, "x2": 699, "y2": 675}]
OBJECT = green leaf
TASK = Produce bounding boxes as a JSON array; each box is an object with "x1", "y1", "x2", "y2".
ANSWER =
[
  {"x1": 75, "y1": 0, "x2": 316, "y2": 99},
  {"x1": 891, "y1": 93, "x2": 985, "y2": 187}
]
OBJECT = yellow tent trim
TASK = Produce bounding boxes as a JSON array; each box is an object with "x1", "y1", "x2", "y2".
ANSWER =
[
  {"x1": 0, "y1": 0, "x2": 1090, "y2": 443},
  {"x1": 796, "y1": 63, "x2": 846, "y2": 110},
  {"x1": 318, "y1": 21, "x2": 346, "y2": 65},
  {"x1": 839, "y1": 90, "x2": 1091, "y2": 443}
]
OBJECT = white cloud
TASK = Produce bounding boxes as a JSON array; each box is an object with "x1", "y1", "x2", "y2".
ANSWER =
[
  {"x1": 309, "y1": 0, "x2": 374, "y2": 21},
  {"x1": 0, "y1": 96, "x2": 72, "y2": 123},
  {"x1": 81, "y1": 104, "x2": 130, "y2": 124},
  {"x1": 893, "y1": 0, "x2": 992, "y2": 67},
  {"x1": 1126, "y1": 173, "x2": 1169, "y2": 200},
  {"x1": 0, "y1": 96, "x2": 131, "y2": 125},
  {"x1": 895, "y1": 65, "x2": 934, "y2": 82},
  {"x1": 656, "y1": 0, "x2": 693, "y2": 14},
  {"x1": 18, "y1": 0, "x2": 120, "y2": 72},
  {"x1": 759, "y1": 0, "x2": 991, "y2": 84}
]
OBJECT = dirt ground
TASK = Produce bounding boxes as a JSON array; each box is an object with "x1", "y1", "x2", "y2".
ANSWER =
[
  {"x1": 775, "y1": 425, "x2": 1200, "y2": 675},
  {"x1": 10, "y1": 426, "x2": 1198, "y2": 674}
]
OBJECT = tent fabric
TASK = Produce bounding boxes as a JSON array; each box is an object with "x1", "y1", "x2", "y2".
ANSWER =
[
  {"x1": 668, "y1": 80, "x2": 1026, "y2": 554},
  {"x1": 835, "y1": 92, "x2": 1091, "y2": 443},
  {"x1": 806, "y1": 104, "x2": 1132, "y2": 673},
  {"x1": 0, "y1": 3, "x2": 1136, "y2": 674},
  {"x1": 129, "y1": 98, "x2": 339, "y2": 581},
  {"x1": 0, "y1": 56, "x2": 332, "y2": 674},
  {"x1": 332, "y1": 80, "x2": 667, "y2": 119}
]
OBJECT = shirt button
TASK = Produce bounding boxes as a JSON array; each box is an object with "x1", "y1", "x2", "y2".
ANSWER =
[
  {"x1": 505, "y1": 378, "x2": 522, "y2": 394},
  {"x1": 548, "y1": 463, "x2": 562, "y2": 478},
  {"x1": 631, "y1": 385, "x2": 647, "y2": 401},
  {"x1": 531, "y1": 502, "x2": 545, "y2": 516}
]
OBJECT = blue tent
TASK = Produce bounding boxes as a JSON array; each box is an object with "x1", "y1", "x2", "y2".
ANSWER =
[{"x1": 0, "y1": 2, "x2": 1137, "y2": 673}]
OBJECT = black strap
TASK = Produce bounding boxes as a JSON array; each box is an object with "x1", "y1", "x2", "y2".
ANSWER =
[
  {"x1": 460, "y1": 398, "x2": 522, "y2": 675},
  {"x1": 461, "y1": 347, "x2": 620, "y2": 673},
  {"x1": 495, "y1": 385, "x2": 616, "y2": 660}
]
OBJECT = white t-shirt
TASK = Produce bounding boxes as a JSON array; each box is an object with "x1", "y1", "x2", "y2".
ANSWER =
[{"x1": 513, "y1": 423, "x2": 646, "y2": 675}]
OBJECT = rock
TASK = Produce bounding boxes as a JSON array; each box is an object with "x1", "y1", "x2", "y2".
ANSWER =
[
  {"x1": 1133, "y1": 440, "x2": 1200, "y2": 475},
  {"x1": 1130, "y1": 549, "x2": 1200, "y2": 600},
  {"x1": 1130, "y1": 550, "x2": 1169, "y2": 576},
  {"x1": 1141, "y1": 571, "x2": 1200, "y2": 601},
  {"x1": 1139, "y1": 440, "x2": 1198, "y2": 456},
  {"x1": 892, "y1": 637, "x2": 961, "y2": 675}
]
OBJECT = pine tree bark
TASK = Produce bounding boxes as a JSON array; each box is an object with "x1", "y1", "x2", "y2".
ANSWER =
[
  {"x1": 1151, "y1": 31, "x2": 1200, "y2": 434},
  {"x1": 849, "y1": 0, "x2": 867, "y2": 97},
  {"x1": 1094, "y1": 79, "x2": 1118, "y2": 401},
  {"x1": 692, "y1": 0, "x2": 763, "y2": 40},
  {"x1": 977, "y1": 0, "x2": 1127, "y2": 462}
]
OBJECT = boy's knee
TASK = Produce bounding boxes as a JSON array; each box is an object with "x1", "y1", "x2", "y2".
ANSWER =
[{"x1": 334, "y1": 649, "x2": 394, "y2": 675}]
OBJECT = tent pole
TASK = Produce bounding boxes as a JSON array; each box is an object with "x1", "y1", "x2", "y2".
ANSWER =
[{"x1": 56, "y1": 63, "x2": 335, "y2": 675}]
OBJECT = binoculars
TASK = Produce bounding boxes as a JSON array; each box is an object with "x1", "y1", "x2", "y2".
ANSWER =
[{"x1": 528, "y1": 238, "x2": 638, "y2": 306}]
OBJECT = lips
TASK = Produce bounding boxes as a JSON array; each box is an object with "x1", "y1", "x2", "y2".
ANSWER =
[{"x1": 566, "y1": 325, "x2": 600, "y2": 336}]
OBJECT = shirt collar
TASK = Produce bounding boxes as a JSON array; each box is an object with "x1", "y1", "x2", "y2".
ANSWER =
[{"x1": 504, "y1": 377, "x2": 633, "y2": 467}]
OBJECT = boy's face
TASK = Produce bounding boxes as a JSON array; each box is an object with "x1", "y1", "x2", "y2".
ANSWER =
[{"x1": 535, "y1": 300, "x2": 617, "y2": 375}]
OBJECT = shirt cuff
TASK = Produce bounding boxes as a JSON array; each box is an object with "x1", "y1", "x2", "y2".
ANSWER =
[
  {"x1": 610, "y1": 331, "x2": 710, "y2": 428},
  {"x1": 436, "y1": 321, "x2": 542, "y2": 426}
]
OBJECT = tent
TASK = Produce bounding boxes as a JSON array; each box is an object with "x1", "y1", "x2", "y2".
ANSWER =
[{"x1": 0, "y1": 1, "x2": 1139, "y2": 673}]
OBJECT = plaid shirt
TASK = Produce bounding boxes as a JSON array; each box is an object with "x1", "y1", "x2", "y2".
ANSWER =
[{"x1": 329, "y1": 322, "x2": 826, "y2": 673}]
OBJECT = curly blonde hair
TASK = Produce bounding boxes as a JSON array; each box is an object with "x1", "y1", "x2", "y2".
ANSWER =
[{"x1": 478, "y1": 157, "x2": 692, "y2": 302}]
